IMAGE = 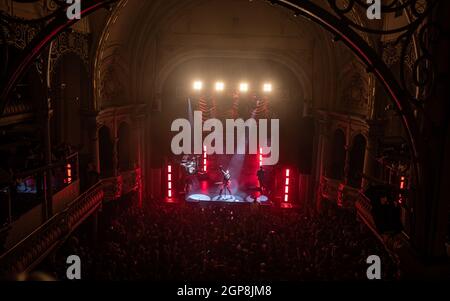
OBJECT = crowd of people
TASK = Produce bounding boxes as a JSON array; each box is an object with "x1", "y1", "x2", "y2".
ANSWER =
[{"x1": 40, "y1": 198, "x2": 399, "y2": 281}]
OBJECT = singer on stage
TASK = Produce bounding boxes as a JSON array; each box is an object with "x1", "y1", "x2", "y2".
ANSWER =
[{"x1": 219, "y1": 165, "x2": 232, "y2": 199}]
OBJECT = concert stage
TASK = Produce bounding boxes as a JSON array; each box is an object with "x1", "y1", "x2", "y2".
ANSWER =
[{"x1": 166, "y1": 153, "x2": 295, "y2": 207}]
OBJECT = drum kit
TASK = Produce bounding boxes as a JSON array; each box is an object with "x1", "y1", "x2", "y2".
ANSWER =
[{"x1": 180, "y1": 155, "x2": 200, "y2": 175}]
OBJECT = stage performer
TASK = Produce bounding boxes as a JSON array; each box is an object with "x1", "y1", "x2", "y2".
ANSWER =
[
  {"x1": 219, "y1": 165, "x2": 232, "y2": 199},
  {"x1": 257, "y1": 166, "x2": 265, "y2": 193}
]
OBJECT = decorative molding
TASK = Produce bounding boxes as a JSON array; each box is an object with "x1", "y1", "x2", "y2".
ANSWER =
[
  {"x1": 381, "y1": 40, "x2": 414, "y2": 70},
  {"x1": 3, "y1": 22, "x2": 40, "y2": 50},
  {"x1": 48, "y1": 31, "x2": 90, "y2": 81}
]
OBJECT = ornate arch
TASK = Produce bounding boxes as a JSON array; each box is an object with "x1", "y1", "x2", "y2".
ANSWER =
[
  {"x1": 94, "y1": 0, "x2": 339, "y2": 111},
  {"x1": 47, "y1": 31, "x2": 90, "y2": 89},
  {"x1": 0, "y1": 0, "x2": 117, "y2": 114}
]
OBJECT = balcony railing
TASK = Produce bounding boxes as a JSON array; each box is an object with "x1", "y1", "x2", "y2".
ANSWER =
[
  {"x1": 320, "y1": 176, "x2": 340, "y2": 201},
  {"x1": 337, "y1": 184, "x2": 360, "y2": 208},
  {"x1": 320, "y1": 176, "x2": 361, "y2": 208},
  {"x1": 102, "y1": 175, "x2": 123, "y2": 202},
  {"x1": 355, "y1": 192, "x2": 383, "y2": 241},
  {"x1": 0, "y1": 166, "x2": 141, "y2": 276},
  {"x1": 0, "y1": 182, "x2": 104, "y2": 277},
  {"x1": 1, "y1": 152, "x2": 79, "y2": 221},
  {"x1": 102, "y1": 168, "x2": 141, "y2": 202}
]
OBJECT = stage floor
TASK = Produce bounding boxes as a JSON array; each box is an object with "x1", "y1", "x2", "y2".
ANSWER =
[
  {"x1": 186, "y1": 193, "x2": 270, "y2": 204},
  {"x1": 184, "y1": 179, "x2": 270, "y2": 204}
]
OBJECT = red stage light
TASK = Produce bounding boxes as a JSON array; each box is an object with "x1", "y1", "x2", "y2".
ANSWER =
[
  {"x1": 284, "y1": 168, "x2": 290, "y2": 202},
  {"x1": 167, "y1": 164, "x2": 172, "y2": 199},
  {"x1": 398, "y1": 176, "x2": 406, "y2": 205},
  {"x1": 203, "y1": 145, "x2": 207, "y2": 172},
  {"x1": 259, "y1": 147, "x2": 263, "y2": 167},
  {"x1": 399, "y1": 176, "x2": 405, "y2": 189},
  {"x1": 65, "y1": 163, "x2": 72, "y2": 184}
]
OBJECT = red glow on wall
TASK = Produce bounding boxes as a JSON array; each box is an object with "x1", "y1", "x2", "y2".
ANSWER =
[
  {"x1": 284, "y1": 168, "x2": 290, "y2": 202},
  {"x1": 203, "y1": 145, "x2": 207, "y2": 172}
]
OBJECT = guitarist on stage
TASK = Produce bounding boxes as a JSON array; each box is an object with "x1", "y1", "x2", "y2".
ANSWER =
[{"x1": 219, "y1": 165, "x2": 232, "y2": 199}]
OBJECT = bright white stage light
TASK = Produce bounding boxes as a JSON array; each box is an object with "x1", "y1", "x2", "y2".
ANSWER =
[
  {"x1": 263, "y1": 83, "x2": 272, "y2": 93},
  {"x1": 239, "y1": 83, "x2": 249, "y2": 92},
  {"x1": 193, "y1": 81, "x2": 203, "y2": 91},
  {"x1": 215, "y1": 82, "x2": 225, "y2": 92}
]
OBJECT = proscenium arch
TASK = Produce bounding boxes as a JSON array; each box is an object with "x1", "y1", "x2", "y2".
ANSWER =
[{"x1": 94, "y1": 0, "x2": 328, "y2": 110}]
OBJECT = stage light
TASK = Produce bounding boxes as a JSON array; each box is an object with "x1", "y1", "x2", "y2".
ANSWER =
[
  {"x1": 167, "y1": 164, "x2": 173, "y2": 199},
  {"x1": 399, "y1": 176, "x2": 405, "y2": 189},
  {"x1": 398, "y1": 176, "x2": 406, "y2": 205},
  {"x1": 65, "y1": 163, "x2": 72, "y2": 184},
  {"x1": 284, "y1": 168, "x2": 290, "y2": 202},
  {"x1": 193, "y1": 81, "x2": 203, "y2": 91},
  {"x1": 239, "y1": 83, "x2": 249, "y2": 92},
  {"x1": 259, "y1": 147, "x2": 263, "y2": 167},
  {"x1": 263, "y1": 83, "x2": 272, "y2": 93},
  {"x1": 203, "y1": 145, "x2": 207, "y2": 172},
  {"x1": 215, "y1": 81, "x2": 225, "y2": 92}
]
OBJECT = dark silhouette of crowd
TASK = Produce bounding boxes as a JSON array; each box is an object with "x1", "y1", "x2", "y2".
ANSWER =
[{"x1": 40, "y1": 199, "x2": 399, "y2": 280}]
